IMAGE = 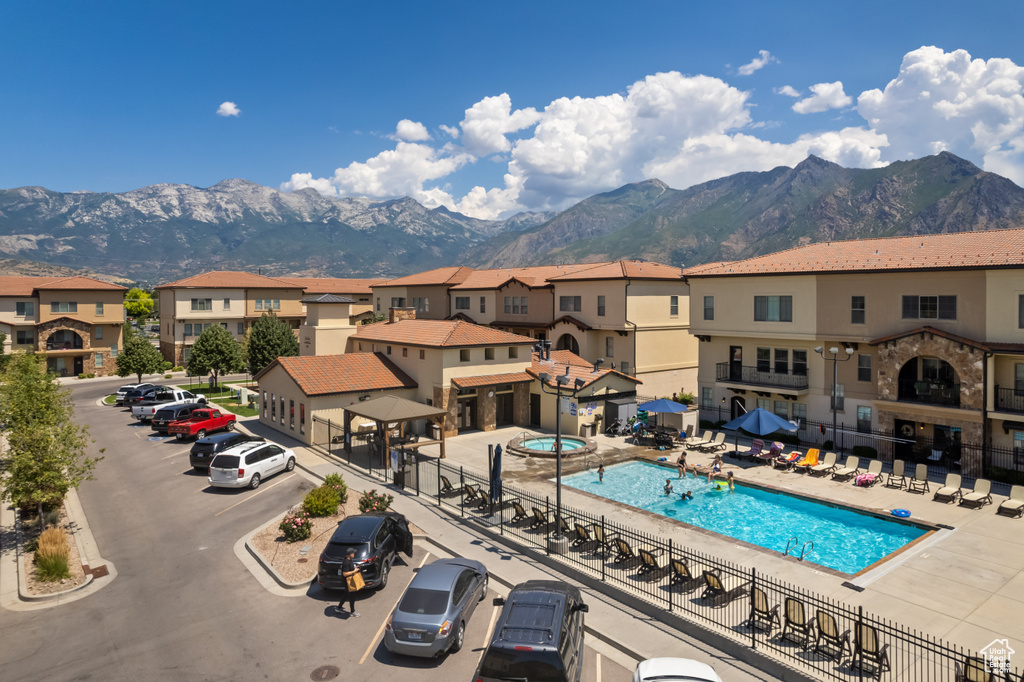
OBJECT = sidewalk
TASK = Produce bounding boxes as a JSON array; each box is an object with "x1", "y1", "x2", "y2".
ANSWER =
[{"x1": 236, "y1": 420, "x2": 808, "y2": 682}]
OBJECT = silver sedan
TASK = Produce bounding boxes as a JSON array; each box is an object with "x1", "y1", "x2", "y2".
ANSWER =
[{"x1": 384, "y1": 557, "x2": 488, "y2": 658}]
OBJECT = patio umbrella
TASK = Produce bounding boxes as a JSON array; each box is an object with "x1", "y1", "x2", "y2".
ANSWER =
[
  {"x1": 721, "y1": 407, "x2": 798, "y2": 452},
  {"x1": 490, "y1": 444, "x2": 503, "y2": 504},
  {"x1": 637, "y1": 398, "x2": 689, "y2": 414}
]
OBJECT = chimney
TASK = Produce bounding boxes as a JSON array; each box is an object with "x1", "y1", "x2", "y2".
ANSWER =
[{"x1": 389, "y1": 307, "x2": 416, "y2": 323}]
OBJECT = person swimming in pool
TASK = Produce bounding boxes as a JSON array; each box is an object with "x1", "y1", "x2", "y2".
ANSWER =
[
  {"x1": 680, "y1": 490, "x2": 693, "y2": 500},
  {"x1": 726, "y1": 471, "x2": 735, "y2": 492},
  {"x1": 706, "y1": 454, "x2": 723, "y2": 483},
  {"x1": 598, "y1": 464, "x2": 605, "y2": 483},
  {"x1": 664, "y1": 479, "x2": 673, "y2": 496}
]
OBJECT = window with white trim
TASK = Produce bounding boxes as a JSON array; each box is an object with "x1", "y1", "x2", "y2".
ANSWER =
[
  {"x1": 597, "y1": 295, "x2": 605, "y2": 317},
  {"x1": 851, "y1": 296, "x2": 865, "y2": 324},
  {"x1": 857, "y1": 406, "x2": 872, "y2": 433},
  {"x1": 96, "y1": 301, "x2": 104, "y2": 316},
  {"x1": 50, "y1": 301, "x2": 78, "y2": 313},
  {"x1": 701, "y1": 387, "x2": 713, "y2": 410},
  {"x1": 190, "y1": 298, "x2": 212, "y2": 311},
  {"x1": 670, "y1": 295, "x2": 679, "y2": 316},
  {"x1": 858, "y1": 354, "x2": 872, "y2": 382},
  {"x1": 703, "y1": 296, "x2": 714, "y2": 321},
  {"x1": 16, "y1": 302, "x2": 34, "y2": 316},
  {"x1": 94, "y1": 326, "x2": 103, "y2": 340}
]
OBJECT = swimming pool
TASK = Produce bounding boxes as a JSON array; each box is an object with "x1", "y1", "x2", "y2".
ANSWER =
[
  {"x1": 561, "y1": 460, "x2": 928, "y2": 574},
  {"x1": 520, "y1": 437, "x2": 587, "y2": 452}
]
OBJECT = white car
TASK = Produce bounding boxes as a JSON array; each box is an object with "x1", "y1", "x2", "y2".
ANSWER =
[
  {"x1": 207, "y1": 441, "x2": 296, "y2": 490},
  {"x1": 633, "y1": 658, "x2": 723, "y2": 682},
  {"x1": 115, "y1": 383, "x2": 154, "y2": 405}
]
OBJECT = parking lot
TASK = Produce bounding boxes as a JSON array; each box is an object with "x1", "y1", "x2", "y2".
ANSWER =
[{"x1": 0, "y1": 378, "x2": 632, "y2": 681}]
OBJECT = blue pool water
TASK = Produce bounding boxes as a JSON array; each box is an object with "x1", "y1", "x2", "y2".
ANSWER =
[
  {"x1": 561, "y1": 461, "x2": 927, "y2": 574},
  {"x1": 521, "y1": 437, "x2": 587, "y2": 452}
]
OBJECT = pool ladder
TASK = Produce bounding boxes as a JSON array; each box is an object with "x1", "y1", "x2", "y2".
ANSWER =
[{"x1": 784, "y1": 536, "x2": 815, "y2": 561}]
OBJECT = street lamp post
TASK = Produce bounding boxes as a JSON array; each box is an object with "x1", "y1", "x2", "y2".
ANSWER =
[
  {"x1": 537, "y1": 367, "x2": 587, "y2": 554},
  {"x1": 814, "y1": 345, "x2": 854, "y2": 451}
]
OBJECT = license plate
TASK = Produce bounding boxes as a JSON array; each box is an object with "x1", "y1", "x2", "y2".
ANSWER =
[{"x1": 407, "y1": 632, "x2": 422, "y2": 641}]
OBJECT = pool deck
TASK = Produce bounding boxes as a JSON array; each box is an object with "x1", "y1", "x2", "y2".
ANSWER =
[{"x1": 418, "y1": 426, "x2": 1024, "y2": 655}]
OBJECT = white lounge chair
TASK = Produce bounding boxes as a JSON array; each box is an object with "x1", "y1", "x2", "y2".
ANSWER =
[
  {"x1": 809, "y1": 451, "x2": 838, "y2": 477},
  {"x1": 933, "y1": 473, "x2": 963, "y2": 504},
  {"x1": 997, "y1": 485, "x2": 1024, "y2": 518},
  {"x1": 959, "y1": 479, "x2": 993, "y2": 508},
  {"x1": 831, "y1": 456, "x2": 861, "y2": 481}
]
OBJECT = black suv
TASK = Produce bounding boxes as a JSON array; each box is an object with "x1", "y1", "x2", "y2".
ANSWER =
[
  {"x1": 319, "y1": 512, "x2": 413, "y2": 591},
  {"x1": 476, "y1": 581, "x2": 588, "y2": 682},
  {"x1": 151, "y1": 403, "x2": 204, "y2": 435},
  {"x1": 189, "y1": 432, "x2": 262, "y2": 471}
]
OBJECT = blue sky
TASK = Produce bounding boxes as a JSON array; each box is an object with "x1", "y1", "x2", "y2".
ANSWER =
[{"x1": 2, "y1": 1, "x2": 1022, "y2": 219}]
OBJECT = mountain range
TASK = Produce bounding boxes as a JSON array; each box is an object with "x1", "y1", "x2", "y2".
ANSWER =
[{"x1": 1, "y1": 152, "x2": 1022, "y2": 284}]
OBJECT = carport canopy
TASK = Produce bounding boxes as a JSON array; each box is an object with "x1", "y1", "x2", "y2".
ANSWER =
[{"x1": 342, "y1": 394, "x2": 449, "y2": 463}]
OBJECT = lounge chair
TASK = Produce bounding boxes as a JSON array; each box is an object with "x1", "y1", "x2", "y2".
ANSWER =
[
  {"x1": 508, "y1": 500, "x2": 529, "y2": 525},
  {"x1": 698, "y1": 432, "x2": 727, "y2": 453},
  {"x1": 591, "y1": 524, "x2": 615, "y2": 557},
  {"x1": 637, "y1": 548, "x2": 672, "y2": 582},
  {"x1": 461, "y1": 483, "x2": 483, "y2": 507},
  {"x1": 908, "y1": 463, "x2": 931, "y2": 493},
  {"x1": 737, "y1": 439, "x2": 764, "y2": 461},
  {"x1": 812, "y1": 611, "x2": 851, "y2": 662},
  {"x1": 956, "y1": 655, "x2": 995, "y2": 682},
  {"x1": 885, "y1": 459, "x2": 907, "y2": 489},
  {"x1": 831, "y1": 456, "x2": 861, "y2": 481},
  {"x1": 851, "y1": 622, "x2": 890, "y2": 680},
  {"x1": 700, "y1": 569, "x2": 749, "y2": 605},
  {"x1": 572, "y1": 523, "x2": 599, "y2": 552},
  {"x1": 959, "y1": 479, "x2": 993, "y2": 508},
  {"x1": 675, "y1": 425, "x2": 694, "y2": 444},
  {"x1": 780, "y1": 597, "x2": 814, "y2": 647},
  {"x1": 686, "y1": 430, "x2": 713, "y2": 448},
  {"x1": 439, "y1": 475, "x2": 457, "y2": 497},
  {"x1": 755, "y1": 441, "x2": 784, "y2": 465},
  {"x1": 997, "y1": 485, "x2": 1024, "y2": 518},
  {"x1": 855, "y1": 460, "x2": 883, "y2": 487},
  {"x1": 809, "y1": 451, "x2": 838, "y2": 477},
  {"x1": 669, "y1": 557, "x2": 704, "y2": 592},
  {"x1": 933, "y1": 473, "x2": 963, "y2": 504},
  {"x1": 530, "y1": 506, "x2": 550, "y2": 530},
  {"x1": 556, "y1": 515, "x2": 573, "y2": 537},
  {"x1": 613, "y1": 538, "x2": 659, "y2": 569},
  {"x1": 792, "y1": 448, "x2": 820, "y2": 474},
  {"x1": 772, "y1": 451, "x2": 802, "y2": 470},
  {"x1": 748, "y1": 586, "x2": 781, "y2": 633}
]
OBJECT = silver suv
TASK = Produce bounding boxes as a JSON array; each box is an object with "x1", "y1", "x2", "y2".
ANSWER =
[{"x1": 208, "y1": 442, "x2": 295, "y2": 490}]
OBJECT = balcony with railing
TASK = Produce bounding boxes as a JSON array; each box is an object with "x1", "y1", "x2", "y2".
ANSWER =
[
  {"x1": 996, "y1": 387, "x2": 1024, "y2": 414},
  {"x1": 897, "y1": 380, "x2": 961, "y2": 408},
  {"x1": 715, "y1": 362, "x2": 809, "y2": 390}
]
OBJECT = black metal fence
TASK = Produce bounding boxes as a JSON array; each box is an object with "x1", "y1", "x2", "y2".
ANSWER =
[{"x1": 309, "y1": 433, "x2": 1020, "y2": 682}]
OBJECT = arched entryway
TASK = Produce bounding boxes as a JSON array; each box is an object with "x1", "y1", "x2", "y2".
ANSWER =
[
  {"x1": 555, "y1": 333, "x2": 579, "y2": 354},
  {"x1": 45, "y1": 329, "x2": 84, "y2": 351},
  {"x1": 897, "y1": 356, "x2": 960, "y2": 407},
  {"x1": 730, "y1": 396, "x2": 746, "y2": 420}
]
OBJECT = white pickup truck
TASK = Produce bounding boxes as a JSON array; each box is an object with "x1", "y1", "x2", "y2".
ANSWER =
[{"x1": 131, "y1": 389, "x2": 207, "y2": 422}]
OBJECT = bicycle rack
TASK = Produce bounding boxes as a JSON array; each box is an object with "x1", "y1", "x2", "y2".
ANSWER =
[
  {"x1": 784, "y1": 536, "x2": 799, "y2": 556},
  {"x1": 799, "y1": 541, "x2": 815, "y2": 561}
]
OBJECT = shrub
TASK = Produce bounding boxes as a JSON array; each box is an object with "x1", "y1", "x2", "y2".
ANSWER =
[
  {"x1": 775, "y1": 433, "x2": 801, "y2": 446},
  {"x1": 851, "y1": 445, "x2": 878, "y2": 459},
  {"x1": 87, "y1": 373, "x2": 95, "y2": 378},
  {"x1": 172, "y1": 366, "x2": 184, "y2": 372},
  {"x1": 677, "y1": 392, "x2": 695, "y2": 405},
  {"x1": 77, "y1": 373, "x2": 86, "y2": 380},
  {"x1": 164, "y1": 374, "x2": 173, "y2": 378},
  {"x1": 822, "y1": 440, "x2": 835, "y2": 450},
  {"x1": 699, "y1": 419, "x2": 716, "y2": 429},
  {"x1": 358, "y1": 489, "x2": 394, "y2": 513},
  {"x1": 35, "y1": 528, "x2": 71, "y2": 582},
  {"x1": 303, "y1": 485, "x2": 341, "y2": 517},
  {"x1": 323, "y1": 473, "x2": 348, "y2": 504},
  {"x1": 161, "y1": 360, "x2": 173, "y2": 371},
  {"x1": 279, "y1": 511, "x2": 312, "y2": 543}
]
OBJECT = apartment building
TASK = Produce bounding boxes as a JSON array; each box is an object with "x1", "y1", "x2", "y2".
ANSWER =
[
  {"x1": 685, "y1": 229, "x2": 1024, "y2": 475},
  {"x1": 0, "y1": 275, "x2": 127, "y2": 376},
  {"x1": 371, "y1": 266, "x2": 474, "y2": 318}
]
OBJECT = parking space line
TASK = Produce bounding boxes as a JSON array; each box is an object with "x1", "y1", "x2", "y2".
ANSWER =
[
  {"x1": 477, "y1": 604, "x2": 500, "y2": 669},
  {"x1": 595, "y1": 653, "x2": 602, "y2": 682},
  {"x1": 162, "y1": 451, "x2": 182, "y2": 460},
  {"x1": 358, "y1": 552, "x2": 431, "y2": 665},
  {"x1": 212, "y1": 474, "x2": 296, "y2": 517}
]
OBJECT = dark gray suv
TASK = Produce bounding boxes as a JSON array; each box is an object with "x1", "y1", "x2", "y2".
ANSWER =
[
  {"x1": 318, "y1": 512, "x2": 412, "y2": 591},
  {"x1": 476, "y1": 580, "x2": 588, "y2": 682}
]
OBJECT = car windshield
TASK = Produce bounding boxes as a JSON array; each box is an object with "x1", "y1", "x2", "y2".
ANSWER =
[
  {"x1": 398, "y1": 588, "x2": 449, "y2": 615},
  {"x1": 478, "y1": 650, "x2": 563, "y2": 682},
  {"x1": 210, "y1": 455, "x2": 239, "y2": 469}
]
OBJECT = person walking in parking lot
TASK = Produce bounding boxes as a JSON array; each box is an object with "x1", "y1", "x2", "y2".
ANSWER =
[{"x1": 334, "y1": 547, "x2": 361, "y2": 618}]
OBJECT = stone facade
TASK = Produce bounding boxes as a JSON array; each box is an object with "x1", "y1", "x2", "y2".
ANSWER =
[
  {"x1": 875, "y1": 332, "x2": 985, "y2": 409},
  {"x1": 513, "y1": 383, "x2": 530, "y2": 425},
  {"x1": 478, "y1": 389, "x2": 496, "y2": 432},
  {"x1": 434, "y1": 386, "x2": 459, "y2": 438},
  {"x1": 877, "y1": 409, "x2": 985, "y2": 476}
]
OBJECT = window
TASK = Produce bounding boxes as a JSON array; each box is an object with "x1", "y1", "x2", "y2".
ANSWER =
[
  {"x1": 1015, "y1": 431, "x2": 1024, "y2": 456},
  {"x1": 402, "y1": 347, "x2": 408, "y2": 357},
  {"x1": 460, "y1": 349, "x2": 470, "y2": 362},
  {"x1": 485, "y1": 347, "x2": 495, "y2": 360},
  {"x1": 1020, "y1": 295, "x2": 1024, "y2": 329},
  {"x1": 508, "y1": 346, "x2": 518, "y2": 359},
  {"x1": 280, "y1": 397, "x2": 285, "y2": 425},
  {"x1": 703, "y1": 296, "x2": 714, "y2": 321},
  {"x1": 386, "y1": 345, "x2": 392, "y2": 355},
  {"x1": 774, "y1": 349, "x2": 788, "y2": 375},
  {"x1": 774, "y1": 401, "x2": 789, "y2": 418},
  {"x1": 289, "y1": 400, "x2": 295, "y2": 430},
  {"x1": 50, "y1": 302, "x2": 78, "y2": 313},
  {"x1": 220, "y1": 323, "x2": 228, "y2": 330},
  {"x1": 831, "y1": 384, "x2": 845, "y2": 411},
  {"x1": 16, "y1": 330, "x2": 35, "y2": 345},
  {"x1": 792, "y1": 350, "x2": 807, "y2": 376},
  {"x1": 791, "y1": 403, "x2": 807, "y2": 422},
  {"x1": 96, "y1": 302, "x2": 104, "y2": 316},
  {"x1": 902, "y1": 295, "x2": 956, "y2": 320},
  {"x1": 95, "y1": 353, "x2": 103, "y2": 368},
  {"x1": 857, "y1": 406, "x2": 872, "y2": 433},
  {"x1": 262, "y1": 391, "x2": 268, "y2": 415},
  {"x1": 419, "y1": 349, "x2": 425, "y2": 360},
  {"x1": 597, "y1": 295, "x2": 606, "y2": 317},
  {"x1": 413, "y1": 297, "x2": 429, "y2": 313},
  {"x1": 376, "y1": 297, "x2": 381, "y2": 312},
  {"x1": 455, "y1": 297, "x2": 470, "y2": 310},
  {"x1": 223, "y1": 298, "x2": 231, "y2": 310},
  {"x1": 858, "y1": 354, "x2": 872, "y2": 382},
  {"x1": 520, "y1": 297, "x2": 528, "y2": 315},
  {"x1": 504, "y1": 296, "x2": 528, "y2": 314},
  {"x1": 504, "y1": 296, "x2": 512, "y2": 314},
  {"x1": 391, "y1": 297, "x2": 405, "y2": 308},
  {"x1": 754, "y1": 295, "x2": 793, "y2": 322},
  {"x1": 300, "y1": 403, "x2": 305, "y2": 434},
  {"x1": 756, "y1": 347, "x2": 770, "y2": 373},
  {"x1": 184, "y1": 324, "x2": 193, "y2": 337},
  {"x1": 559, "y1": 296, "x2": 581, "y2": 313},
  {"x1": 620, "y1": 360, "x2": 629, "y2": 375},
  {"x1": 190, "y1": 298, "x2": 212, "y2": 311},
  {"x1": 271, "y1": 393, "x2": 276, "y2": 420},
  {"x1": 16, "y1": 302, "x2": 34, "y2": 316},
  {"x1": 670, "y1": 295, "x2": 679, "y2": 316},
  {"x1": 605, "y1": 336, "x2": 614, "y2": 358},
  {"x1": 94, "y1": 326, "x2": 103, "y2": 340},
  {"x1": 480, "y1": 297, "x2": 486, "y2": 314},
  {"x1": 701, "y1": 387, "x2": 713, "y2": 410},
  {"x1": 756, "y1": 397, "x2": 770, "y2": 411},
  {"x1": 851, "y1": 296, "x2": 865, "y2": 324},
  {"x1": 237, "y1": 322, "x2": 244, "y2": 335},
  {"x1": 1015, "y1": 363, "x2": 1024, "y2": 393},
  {"x1": 111, "y1": 343, "x2": 117, "y2": 357}
]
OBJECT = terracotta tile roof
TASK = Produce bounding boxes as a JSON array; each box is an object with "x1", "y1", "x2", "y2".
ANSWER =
[
  {"x1": 547, "y1": 260, "x2": 683, "y2": 281},
  {"x1": 449, "y1": 263, "x2": 612, "y2": 290},
  {"x1": 283, "y1": 278, "x2": 384, "y2": 295},
  {"x1": 684, "y1": 229, "x2": 1024, "y2": 278},
  {"x1": 0, "y1": 276, "x2": 55, "y2": 296},
  {"x1": 0, "y1": 275, "x2": 126, "y2": 295},
  {"x1": 258, "y1": 353, "x2": 417, "y2": 396},
  {"x1": 378, "y1": 266, "x2": 475, "y2": 287},
  {"x1": 529, "y1": 351, "x2": 642, "y2": 389},
  {"x1": 451, "y1": 372, "x2": 534, "y2": 388},
  {"x1": 352, "y1": 319, "x2": 536, "y2": 348},
  {"x1": 154, "y1": 270, "x2": 303, "y2": 290}
]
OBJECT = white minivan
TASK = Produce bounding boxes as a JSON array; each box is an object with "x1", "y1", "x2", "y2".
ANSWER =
[{"x1": 208, "y1": 442, "x2": 296, "y2": 490}]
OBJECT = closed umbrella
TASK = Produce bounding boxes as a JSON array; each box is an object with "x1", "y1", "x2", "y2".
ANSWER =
[{"x1": 490, "y1": 444, "x2": 503, "y2": 504}]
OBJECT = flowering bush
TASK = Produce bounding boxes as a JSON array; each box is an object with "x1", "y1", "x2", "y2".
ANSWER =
[
  {"x1": 358, "y1": 489, "x2": 394, "y2": 513},
  {"x1": 323, "y1": 473, "x2": 348, "y2": 504},
  {"x1": 279, "y1": 511, "x2": 312, "y2": 543}
]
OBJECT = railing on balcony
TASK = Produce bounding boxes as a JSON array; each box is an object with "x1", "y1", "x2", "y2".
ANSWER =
[
  {"x1": 45, "y1": 341, "x2": 84, "y2": 351},
  {"x1": 715, "y1": 362, "x2": 809, "y2": 390},
  {"x1": 897, "y1": 380, "x2": 961, "y2": 407},
  {"x1": 996, "y1": 387, "x2": 1024, "y2": 414}
]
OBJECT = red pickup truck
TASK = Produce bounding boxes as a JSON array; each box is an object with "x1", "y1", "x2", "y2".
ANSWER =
[{"x1": 167, "y1": 408, "x2": 236, "y2": 441}]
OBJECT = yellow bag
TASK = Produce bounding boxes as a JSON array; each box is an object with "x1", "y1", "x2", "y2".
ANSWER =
[{"x1": 346, "y1": 570, "x2": 365, "y2": 592}]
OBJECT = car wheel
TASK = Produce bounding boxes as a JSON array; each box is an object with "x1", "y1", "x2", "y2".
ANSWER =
[
  {"x1": 479, "y1": 575, "x2": 488, "y2": 601},
  {"x1": 227, "y1": 421, "x2": 235, "y2": 431},
  {"x1": 248, "y1": 473, "x2": 261, "y2": 490},
  {"x1": 285, "y1": 457, "x2": 295, "y2": 472},
  {"x1": 449, "y1": 621, "x2": 465, "y2": 653},
  {"x1": 196, "y1": 429, "x2": 207, "y2": 440},
  {"x1": 376, "y1": 559, "x2": 391, "y2": 590}
]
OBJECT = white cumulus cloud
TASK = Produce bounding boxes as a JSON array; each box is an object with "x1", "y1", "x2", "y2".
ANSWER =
[
  {"x1": 738, "y1": 50, "x2": 779, "y2": 76},
  {"x1": 439, "y1": 124, "x2": 460, "y2": 138},
  {"x1": 216, "y1": 101, "x2": 240, "y2": 117},
  {"x1": 792, "y1": 82, "x2": 853, "y2": 114},
  {"x1": 775, "y1": 85, "x2": 801, "y2": 97},
  {"x1": 392, "y1": 119, "x2": 431, "y2": 142},
  {"x1": 459, "y1": 93, "x2": 541, "y2": 157},
  {"x1": 280, "y1": 173, "x2": 337, "y2": 196}
]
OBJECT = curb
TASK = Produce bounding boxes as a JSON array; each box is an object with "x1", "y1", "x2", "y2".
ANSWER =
[
  {"x1": 14, "y1": 508, "x2": 96, "y2": 603},
  {"x1": 243, "y1": 512, "x2": 316, "y2": 592}
]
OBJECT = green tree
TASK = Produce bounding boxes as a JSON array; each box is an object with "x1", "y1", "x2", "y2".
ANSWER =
[
  {"x1": 187, "y1": 325, "x2": 244, "y2": 388},
  {"x1": 0, "y1": 353, "x2": 99, "y2": 531},
  {"x1": 0, "y1": 332, "x2": 6, "y2": 369},
  {"x1": 115, "y1": 325, "x2": 164, "y2": 383},
  {"x1": 124, "y1": 287, "x2": 155, "y2": 320},
  {"x1": 247, "y1": 311, "x2": 299, "y2": 375}
]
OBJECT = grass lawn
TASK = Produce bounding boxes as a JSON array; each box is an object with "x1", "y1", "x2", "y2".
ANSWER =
[
  {"x1": 212, "y1": 397, "x2": 258, "y2": 418},
  {"x1": 177, "y1": 384, "x2": 239, "y2": 399},
  {"x1": 103, "y1": 395, "x2": 117, "y2": 405}
]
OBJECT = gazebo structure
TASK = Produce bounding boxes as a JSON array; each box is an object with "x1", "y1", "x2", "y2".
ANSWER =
[{"x1": 339, "y1": 395, "x2": 448, "y2": 465}]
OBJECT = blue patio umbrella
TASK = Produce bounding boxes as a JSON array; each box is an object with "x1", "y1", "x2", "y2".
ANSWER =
[
  {"x1": 637, "y1": 398, "x2": 689, "y2": 414},
  {"x1": 721, "y1": 407, "x2": 798, "y2": 452},
  {"x1": 490, "y1": 444, "x2": 503, "y2": 503}
]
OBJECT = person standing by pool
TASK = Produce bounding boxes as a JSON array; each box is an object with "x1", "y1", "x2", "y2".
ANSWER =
[
  {"x1": 664, "y1": 478, "x2": 673, "y2": 496},
  {"x1": 676, "y1": 451, "x2": 688, "y2": 478},
  {"x1": 706, "y1": 454, "x2": 723, "y2": 483},
  {"x1": 597, "y1": 464, "x2": 605, "y2": 483},
  {"x1": 726, "y1": 471, "x2": 735, "y2": 492}
]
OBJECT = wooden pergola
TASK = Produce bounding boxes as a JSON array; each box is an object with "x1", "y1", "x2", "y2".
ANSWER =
[{"x1": 340, "y1": 395, "x2": 448, "y2": 466}]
